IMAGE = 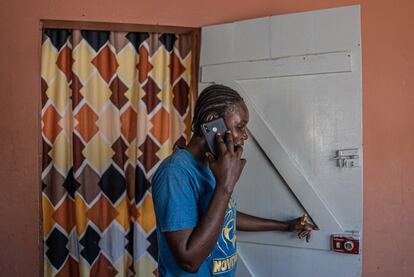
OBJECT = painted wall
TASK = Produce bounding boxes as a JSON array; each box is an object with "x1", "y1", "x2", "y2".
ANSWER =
[{"x1": 0, "y1": 0, "x2": 412, "y2": 276}]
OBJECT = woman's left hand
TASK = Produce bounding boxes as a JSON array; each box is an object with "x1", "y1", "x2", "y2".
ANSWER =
[{"x1": 286, "y1": 214, "x2": 319, "y2": 242}]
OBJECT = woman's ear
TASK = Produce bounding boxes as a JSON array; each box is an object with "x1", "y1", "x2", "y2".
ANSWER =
[{"x1": 205, "y1": 113, "x2": 219, "y2": 122}]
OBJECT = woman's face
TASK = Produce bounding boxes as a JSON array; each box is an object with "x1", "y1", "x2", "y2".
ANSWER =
[{"x1": 223, "y1": 102, "x2": 249, "y2": 147}]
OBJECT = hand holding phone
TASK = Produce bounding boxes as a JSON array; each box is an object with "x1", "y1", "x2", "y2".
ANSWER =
[
  {"x1": 202, "y1": 121, "x2": 247, "y2": 194},
  {"x1": 201, "y1": 117, "x2": 229, "y2": 158}
]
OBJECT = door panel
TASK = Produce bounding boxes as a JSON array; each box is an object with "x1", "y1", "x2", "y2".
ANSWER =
[
  {"x1": 235, "y1": 129, "x2": 306, "y2": 222},
  {"x1": 200, "y1": 18, "x2": 271, "y2": 65},
  {"x1": 201, "y1": 52, "x2": 352, "y2": 82},
  {"x1": 238, "y1": 241, "x2": 361, "y2": 277},
  {"x1": 222, "y1": 80, "x2": 343, "y2": 249},
  {"x1": 200, "y1": 5, "x2": 362, "y2": 277},
  {"x1": 270, "y1": 6, "x2": 361, "y2": 57},
  {"x1": 238, "y1": 74, "x2": 362, "y2": 230}
]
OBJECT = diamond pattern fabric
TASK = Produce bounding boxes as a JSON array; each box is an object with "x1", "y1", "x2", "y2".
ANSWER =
[
  {"x1": 79, "y1": 226, "x2": 102, "y2": 266},
  {"x1": 45, "y1": 29, "x2": 71, "y2": 51},
  {"x1": 136, "y1": 193, "x2": 156, "y2": 234},
  {"x1": 86, "y1": 195, "x2": 120, "y2": 232},
  {"x1": 42, "y1": 105, "x2": 63, "y2": 144},
  {"x1": 91, "y1": 45, "x2": 119, "y2": 83},
  {"x1": 46, "y1": 72, "x2": 72, "y2": 112},
  {"x1": 52, "y1": 196, "x2": 76, "y2": 233},
  {"x1": 46, "y1": 228, "x2": 69, "y2": 270},
  {"x1": 99, "y1": 223, "x2": 127, "y2": 264},
  {"x1": 41, "y1": 29, "x2": 196, "y2": 276},
  {"x1": 74, "y1": 105, "x2": 99, "y2": 143}
]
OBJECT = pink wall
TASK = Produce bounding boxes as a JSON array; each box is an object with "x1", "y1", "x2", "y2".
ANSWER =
[{"x1": 0, "y1": 0, "x2": 413, "y2": 276}]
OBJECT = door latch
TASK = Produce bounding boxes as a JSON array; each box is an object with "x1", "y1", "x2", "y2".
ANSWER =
[{"x1": 334, "y1": 148, "x2": 360, "y2": 168}]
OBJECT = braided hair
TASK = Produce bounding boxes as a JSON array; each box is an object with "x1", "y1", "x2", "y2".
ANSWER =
[{"x1": 191, "y1": 84, "x2": 244, "y2": 135}]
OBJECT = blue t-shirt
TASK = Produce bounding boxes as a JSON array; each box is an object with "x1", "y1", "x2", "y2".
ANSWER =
[{"x1": 152, "y1": 147, "x2": 237, "y2": 277}]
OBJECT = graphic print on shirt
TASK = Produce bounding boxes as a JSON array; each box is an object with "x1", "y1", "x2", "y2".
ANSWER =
[{"x1": 212, "y1": 197, "x2": 238, "y2": 275}]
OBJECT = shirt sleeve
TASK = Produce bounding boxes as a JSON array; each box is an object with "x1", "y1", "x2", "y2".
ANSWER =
[{"x1": 152, "y1": 165, "x2": 199, "y2": 232}]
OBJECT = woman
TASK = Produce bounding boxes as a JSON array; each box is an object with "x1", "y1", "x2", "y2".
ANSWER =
[{"x1": 152, "y1": 84, "x2": 317, "y2": 276}]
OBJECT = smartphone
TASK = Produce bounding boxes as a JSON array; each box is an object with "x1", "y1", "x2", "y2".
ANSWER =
[{"x1": 201, "y1": 117, "x2": 229, "y2": 158}]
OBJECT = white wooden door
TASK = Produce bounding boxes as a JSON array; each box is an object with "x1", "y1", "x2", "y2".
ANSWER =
[{"x1": 199, "y1": 6, "x2": 362, "y2": 277}]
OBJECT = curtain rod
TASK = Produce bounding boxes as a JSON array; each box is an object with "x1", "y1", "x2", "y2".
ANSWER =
[{"x1": 41, "y1": 20, "x2": 199, "y2": 34}]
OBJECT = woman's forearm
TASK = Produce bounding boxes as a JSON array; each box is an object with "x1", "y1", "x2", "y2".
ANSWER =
[{"x1": 236, "y1": 211, "x2": 289, "y2": 232}]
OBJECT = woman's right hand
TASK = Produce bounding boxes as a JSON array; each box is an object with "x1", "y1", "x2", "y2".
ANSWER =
[
  {"x1": 286, "y1": 214, "x2": 319, "y2": 242},
  {"x1": 206, "y1": 131, "x2": 247, "y2": 194}
]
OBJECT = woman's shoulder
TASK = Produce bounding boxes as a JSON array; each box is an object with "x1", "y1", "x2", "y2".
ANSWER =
[{"x1": 152, "y1": 149, "x2": 193, "y2": 182}]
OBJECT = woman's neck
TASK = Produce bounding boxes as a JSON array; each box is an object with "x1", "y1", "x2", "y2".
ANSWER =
[{"x1": 185, "y1": 135, "x2": 208, "y2": 165}]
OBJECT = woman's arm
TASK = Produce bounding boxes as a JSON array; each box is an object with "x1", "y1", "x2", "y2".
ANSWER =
[
  {"x1": 236, "y1": 211, "x2": 318, "y2": 242},
  {"x1": 164, "y1": 186, "x2": 232, "y2": 273},
  {"x1": 164, "y1": 132, "x2": 246, "y2": 273},
  {"x1": 236, "y1": 211, "x2": 290, "y2": 231}
]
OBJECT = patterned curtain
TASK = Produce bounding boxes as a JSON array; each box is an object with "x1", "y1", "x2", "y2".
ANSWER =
[{"x1": 41, "y1": 29, "x2": 196, "y2": 276}]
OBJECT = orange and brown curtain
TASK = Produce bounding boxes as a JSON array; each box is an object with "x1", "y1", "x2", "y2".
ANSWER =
[{"x1": 41, "y1": 28, "x2": 196, "y2": 276}]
